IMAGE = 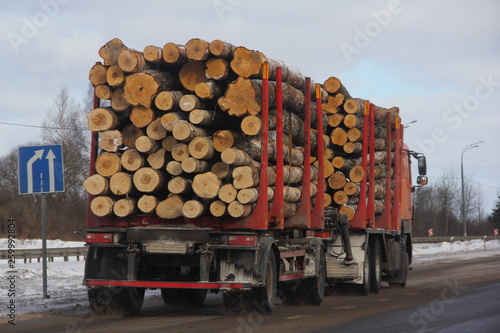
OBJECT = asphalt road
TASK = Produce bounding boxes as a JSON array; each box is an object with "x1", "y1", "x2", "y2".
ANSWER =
[{"x1": 3, "y1": 254, "x2": 500, "y2": 333}]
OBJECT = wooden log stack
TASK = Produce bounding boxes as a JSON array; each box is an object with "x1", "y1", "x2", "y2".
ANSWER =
[{"x1": 85, "y1": 38, "x2": 400, "y2": 222}]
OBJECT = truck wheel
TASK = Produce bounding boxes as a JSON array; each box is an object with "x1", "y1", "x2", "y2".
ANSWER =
[
  {"x1": 360, "y1": 245, "x2": 371, "y2": 295},
  {"x1": 126, "y1": 287, "x2": 145, "y2": 315},
  {"x1": 253, "y1": 251, "x2": 277, "y2": 315},
  {"x1": 370, "y1": 239, "x2": 382, "y2": 294},
  {"x1": 389, "y1": 252, "x2": 409, "y2": 288},
  {"x1": 161, "y1": 289, "x2": 207, "y2": 305},
  {"x1": 298, "y1": 248, "x2": 326, "y2": 305}
]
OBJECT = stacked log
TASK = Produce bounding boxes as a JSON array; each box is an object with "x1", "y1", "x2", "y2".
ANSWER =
[{"x1": 86, "y1": 38, "x2": 400, "y2": 222}]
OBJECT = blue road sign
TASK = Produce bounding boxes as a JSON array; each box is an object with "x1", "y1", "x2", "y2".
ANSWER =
[{"x1": 18, "y1": 144, "x2": 65, "y2": 194}]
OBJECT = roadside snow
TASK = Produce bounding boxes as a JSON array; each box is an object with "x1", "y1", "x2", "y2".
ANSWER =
[{"x1": 1, "y1": 238, "x2": 499, "y2": 320}]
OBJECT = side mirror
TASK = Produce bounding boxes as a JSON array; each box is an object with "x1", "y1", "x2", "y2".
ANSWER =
[
  {"x1": 418, "y1": 155, "x2": 427, "y2": 176},
  {"x1": 417, "y1": 175, "x2": 428, "y2": 186}
]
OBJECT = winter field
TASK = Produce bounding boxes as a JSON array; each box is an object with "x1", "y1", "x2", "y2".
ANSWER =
[{"x1": 1, "y1": 238, "x2": 500, "y2": 320}]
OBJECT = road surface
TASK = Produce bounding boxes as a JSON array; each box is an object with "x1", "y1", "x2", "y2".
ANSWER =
[{"x1": 2, "y1": 254, "x2": 499, "y2": 333}]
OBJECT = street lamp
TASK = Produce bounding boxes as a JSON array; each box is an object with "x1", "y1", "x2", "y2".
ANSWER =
[{"x1": 461, "y1": 140, "x2": 484, "y2": 237}]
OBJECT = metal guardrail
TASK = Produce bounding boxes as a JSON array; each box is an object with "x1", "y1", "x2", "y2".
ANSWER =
[
  {"x1": 0, "y1": 247, "x2": 88, "y2": 263},
  {"x1": 413, "y1": 236, "x2": 500, "y2": 243}
]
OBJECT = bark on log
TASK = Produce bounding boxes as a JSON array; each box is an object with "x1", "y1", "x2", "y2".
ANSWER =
[
  {"x1": 205, "y1": 58, "x2": 233, "y2": 80},
  {"x1": 171, "y1": 143, "x2": 190, "y2": 161},
  {"x1": 111, "y1": 88, "x2": 129, "y2": 111},
  {"x1": 133, "y1": 167, "x2": 164, "y2": 193},
  {"x1": 89, "y1": 62, "x2": 108, "y2": 86},
  {"x1": 122, "y1": 125, "x2": 144, "y2": 149},
  {"x1": 95, "y1": 85, "x2": 112, "y2": 100},
  {"x1": 237, "y1": 188, "x2": 259, "y2": 204},
  {"x1": 188, "y1": 136, "x2": 215, "y2": 160},
  {"x1": 210, "y1": 200, "x2": 227, "y2": 217},
  {"x1": 166, "y1": 160, "x2": 183, "y2": 176},
  {"x1": 172, "y1": 120, "x2": 209, "y2": 142},
  {"x1": 195, "y1": 81, "x2": 222, "y2": 100},
  {"x1": 162, "y1": 43, "x2": 187, "y2": 65},
  {"x1": 98, "y1": 130, "x2": 123, "y2": 153},
  {"x1": 185, "y1": 38, "x2": 210, "y2": 61},
  {"x1": 147, "y1": 148, "x2": 169, "y2": 169},
  {"x1": 228, "y1": 201, "x2": 253, "y2": 218},
  {"x1": 209, "y1": 40, "x2": 235, "y2": 58},
  {"x1": 137, "y1": 194, "x2": 158, "y2": 214},
  {"x1": 343, "y1": 114, "x2": 363, "y2": 129},
  {"x1": 233, "y1": 166, "x2": 259, "y2": 189},
  {"x1": 218, "y1": 77, "x2": 275, "y2": 116},
  {"x1": 113, "y1": 198, "x2": 138, "y2": 217},
  {"x1": 339, "y1": 205, "x2": 357, "y2": 220},
  {"x1": 95, "y1": 153, "x2": 122, "y2": 177},
  {"x1": 121, "y1": 149, "x2": 145, "y2": 172},
  {"x1": 83, "y1": 174, "x2": 110, "y2": 196},
  {"x1": 143, "y1": 45, "x2": 163, "y2": 64},
  {"x1": 147, "y1": 118, "x2": 167, "y2": 140},
  {"x1": 118, "y1": 49, "x2": 148, "y2": 73},
  {"x1": 343, "y1": 142, "x2": 362, "y2": 154},
  {"x1": 90, "y1": 196, "x2": 115, "y2": 217},
  {"x1": 160, "y1": 112, "x2": 188, "y2": 132},
  {"x1": 88, "y1": 108, "x2": 119, "y2": 131},
  {"x1": 110, "y1": 172, "x2": 135, "y2": 196},
  {"x1": 189, "y1": 109, "x2": 216, "y2": 126},
  {"x1": 221, "y1": 148, "x2": 259, "y2": 167},
  {"x1": 107, "y1": 65, "x2": 125, "y2": 87},
  {"x1": 181, "y1": 157, "x2": 210, "y2": 174},
  {"x1": 374, "y1": 106, "x2": 399, "y2": 122},
  {"x1": 283, "y1": 203, "x2": 298, "y2": 218},
  {"x1": 135, "y1": 136, "x2": 159, "y2": 154},
  {"x1": 344, "y1": 98, "x2": 364, "y2": 114},
  {"x1": 183, "y1": 200, "x2": 206, "y2": 218},
  {"x1": 155, "y1": 91, "x2": 184, "y2": 111},
  {"x1": 156, "y1": 195, "x2": 184, "y2": 219},
  {"x1": 218, "y1": 183, "x2": 238, "y2": 203},
  {"x1": 99, "y1": 38, "x2": 127, "y2": 66},
  {"x1": 130, "y1": 106, "x2": 155, "y2": 128},
  {"x1": 192, "y1": 172, "x2": 221, "y2": 199},
  {"x1": 178, "y1": 61, "x2": 208, "y2": 92},
  {"x1": 283, "y1": 186, "x2": 301, "y2": 203},
  {"x1": 211, "y1": 162, "x2": 230, "y2": 179},
  {"x1": 124, "y1": 70, "x2": 174, "y2": 107},
  {"x1": 168, "y1": 176, "x2": 192, "y2": 194},
  {"x1": 323, "y1": 77, "x2": 351, "y2": 99}
]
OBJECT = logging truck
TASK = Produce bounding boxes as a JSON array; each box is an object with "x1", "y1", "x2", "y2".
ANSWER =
[{"x1": 83, "y1": 38, "x2": 428, "y2": 315}]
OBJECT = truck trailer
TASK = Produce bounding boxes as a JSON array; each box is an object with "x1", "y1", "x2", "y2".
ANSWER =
[{"x1": 83, "y1": 41, "x2": 427, "y2": 315}]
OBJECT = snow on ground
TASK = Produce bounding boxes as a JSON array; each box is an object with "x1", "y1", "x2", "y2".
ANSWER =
[{"x1": 1, "y1": 239, "x2": 500, "y2": 320}]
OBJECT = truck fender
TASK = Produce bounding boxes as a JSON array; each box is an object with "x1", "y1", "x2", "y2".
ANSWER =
[
  {"x1": 309, "y1": 238, "x2": 325, "y2": 277},
  {"x1": 253, "y1": 235, "x2": 278, "y2": 283}
]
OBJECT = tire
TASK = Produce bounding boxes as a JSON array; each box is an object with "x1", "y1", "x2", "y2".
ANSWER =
[
  {"x1": 126, "y1": 287, "x2": 145, "y2": 315},
  {"x1": 161, "y1": 289, "x2": 207, "y2": 306},
  {"x1": 370, "y1": 239, "x2": 382, "y2": 294},
  {"x1": 297, "y1": 248, "x2": 326, "y2": 305},
  {"x1": 360, "y1": 245, "x2": 371, "y2": 296},
  {"x1": 88, "y1": 286, "x2": 144, "y2": 315},
  {"x1": 253, "y1": 250, "x2": 278, "y2": 315}
]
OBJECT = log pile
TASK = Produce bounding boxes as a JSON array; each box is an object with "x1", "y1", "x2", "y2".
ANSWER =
[{"x1": 85, "y1": 38, "x2": 399, "y2": 222}]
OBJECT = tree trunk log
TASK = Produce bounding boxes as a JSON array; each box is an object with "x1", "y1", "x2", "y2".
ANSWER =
[
  {"x1": 328, "y1": 113, "x2": 344, "y2": 127},
  {"x1": 156, "y1": 195, "x2": 184, "y2": 219},
  {"x1": 143, "y1": 45, "x2": 163, "y2": 64},
  {"x1": 121, "y1": 149, "x2": 145, "y2": 172},
  {"x1": 90, "y1": 196, "x2": 116, "y2": 217},
  {"x1": 162, "y1": 136, "x2": 177, "y2": 151},
  {"x1": 210, "y1": 200, "x2": 227, "y2": 217},
  {"x1": 328, "y1": 171, "x2": 347, "y2": 190},
  {"x1": 155, "y1": 91, "x2": 184, "y2": 111},
  {"x1": 209, "y1": 39, "x2": 235, "y2": 58},
  {"x1": 195, "y1": 81, "x2": 222, "y2": 100},
  {"x1": 96, "y1": 153, "x2": 122, "y2": 177},
  {"x1": 130, "y1": 106, "x2": 155, "y2": 128},
  {"x1": 228, "y1": 201, "x2": 253, "y2": 218},
  {"x1": 183, "y1": 200, "x2": 206, "y2": 218},
  {"x1": 137, "y1": 194, "x2": 158, "y2": 214},
  {"x1": 237, "y1": 188, "x2": 259, "y2": 204},
  {"x1": 114, "y1": 197, "x2": 138, "y2": 217},
  {"x1": 147, "y1": 148, "x2": 169, "y2": 169},
  {"x1": 344, "y1": 182, "x2": 360, "y2": 196},
  {"x1": 218, "y1": 77, "x2": 275, "y2": 116},
  {"x1": 162, "y1": 42, "x2": 187, "y2": 65},
  {"x1": 343, "y1": 114, "x2": 363, "y2": 129},
  {"x1": 107, "y1": 65, "x2": 125, "y2": 87},
  {"x1": 166, "y1": 160, "x2": 183, "y2": 176},
  {"x1": 83, "y1": 174, "x2": 110, "y2": 196},
  {"x1": 118, "y1": 49, "x2": 148, "y2": 73},
  {"x1": 349, "y1": 165, "x2": 366, "y2": 183},
  {"x1": 110, "y1": 172, "x2": 135, "y2": 196},
  {"x1": 160, "y1": 112, "x2": 188, "y2": 132},
  {"x1": 89, "y1": 62, "x2": 108, "y2": 86},
  {"x1": 344, "y1": 98, "x2": 364, "y2": 114},
  {"x1": 122, "y1": 125, "x2": 144, "y2": 149},
  {"x1": 205, "y1": 58, "x2": 233, "y2": 80},
  {"x1": 168, "y1": 176, "x2": 192, "y2": 194},
  {"x1": 99, "y1": 38, "x2": 127, "y2": 66},
  {"x1": 339, "y1": 205, "x2": 357, "y2": 220},
  {"x1": 172, "y1": 120, "x2": 209, "y2": 142},
  {"x1": 283, "y1": 186, "x2": 301, "y2": 203},
  {"x1": 179, "y1": 94, "x2": 202, "y2": 112},
  {"x1": 171, "y1": 143, "x2": 190, "y2": 161},
  {"x1": 343, "y1": 142, "x2": 362, "y2": 154},
  {"x1": 110, "y1": 88, "x2": 129, "y2": 111},
  {"x1": 88, "y1": 108, "x2": 119, "y2": 131},
  {"x1": 185, "y1": 38, "x2": 210, "y2": 61},
  {"x1": 333, "y1": 190, "x2": 348, "y2": 205},
  {"x1": 146, "y1": 118, "x2": 167, "y2": 140},
  {"x1": 221, "y1": 148, "x2": 259, "y2": 167},
  {"x1": 232, "y1": 166, "x2": 259, "y2": 189},
  {"x1": 188, "y1": 136, "x2": 215, "y2": 160},
  {"x1": 99, "y1": 130, "x2": 123, "y2": 152},
  {"x1": 95, "y1": 84, "x2": 112, "y2": 100},
  {"x1": 192, "y1": 172, "x2": 221, "y2": 199},
  {"x1": 181, "y1": 157, "x2": 210, "y2": 174},
  {"x1": 330, "y1": 127, "x2": 348, "y2": 146},
  {"x1": 124, "y1": 70, "x2": 174, "y2": 107},
  {"x1": 218, "y1": 183, "x2": 238, "y2": 203},
  {"x1": 211, "y1": 162, "x2": 230, "y2": 179},
  {"x1": 135, "y1": 136, "x2": 159, "y2": 154},
  {"x1": 133, "y1": 167, "x2": 164, "y2": 193},
  {"x1": 179, "y1": 61, "x2": 208, "y2": 92}
]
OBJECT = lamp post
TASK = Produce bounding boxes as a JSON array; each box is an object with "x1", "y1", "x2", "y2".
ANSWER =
[{"x1": 461, "y1": 140, "x2": 484, "y2": 237}]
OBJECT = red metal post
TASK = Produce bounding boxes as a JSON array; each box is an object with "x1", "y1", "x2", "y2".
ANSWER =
[
  {"x1": 310, "y1": 84, "x2": 325, "y2": 229},
  {"x1": 378, "y1": 113, "x2": 394, "y2": 229},
  {"x1": 366, "y1": 103, "x2": 376, "y2": 228},
  {"x1": 392, "y1": 116, "x2": 402, "y2": 231},
  {"x1": 268, "y1": 67, "x2": 284, "y2": 229}
]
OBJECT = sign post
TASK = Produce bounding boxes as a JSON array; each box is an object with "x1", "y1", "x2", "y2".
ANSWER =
[{"x1": 18, "y1": 144, "x2": 64, "y2": 299}]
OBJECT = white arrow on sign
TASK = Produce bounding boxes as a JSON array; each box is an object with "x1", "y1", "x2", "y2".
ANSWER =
[
  {"x1": 46, "y1": 149, "x2": 56, "y2": 192},
  {"x1": 27, "y1": 149, "x2": 44, "y2": 193}
]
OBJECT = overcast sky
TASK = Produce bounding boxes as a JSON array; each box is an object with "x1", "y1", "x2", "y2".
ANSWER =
[{"x1": 1, "y1": 0, "x2": 499, "y2": 213}]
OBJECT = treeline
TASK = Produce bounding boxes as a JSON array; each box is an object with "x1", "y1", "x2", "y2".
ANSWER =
[
  {"x1": 0, "y1": 88, "x2": 91, "y2": 241},
  {"x1": 413, "y1": 169, "x2": 498, "y2": 237}
]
